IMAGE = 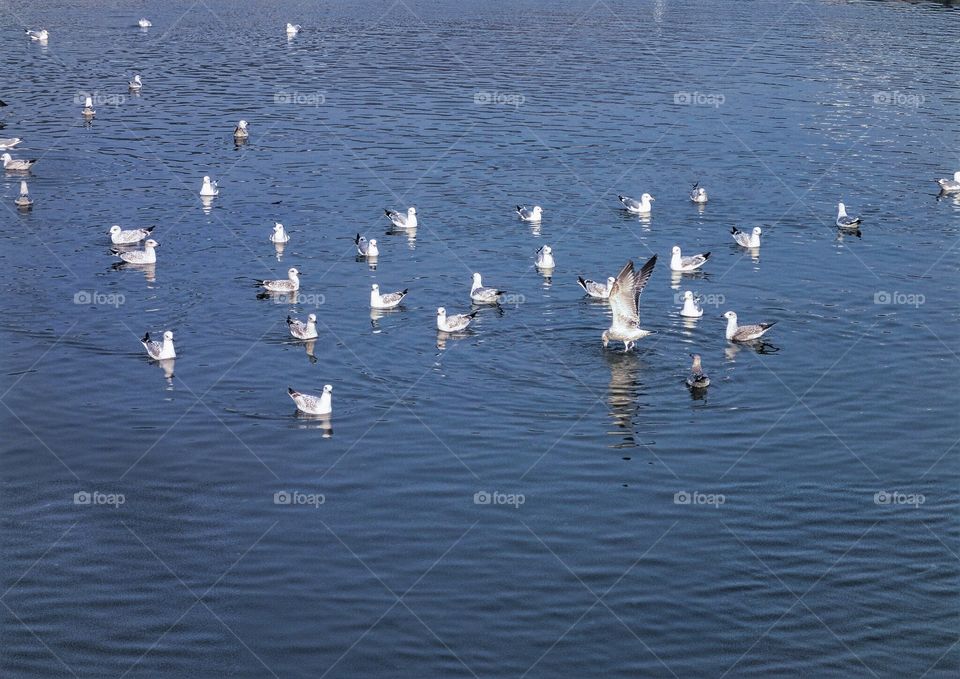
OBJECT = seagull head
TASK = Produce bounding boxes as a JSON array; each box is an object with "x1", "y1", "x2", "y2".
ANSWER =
[
  {"x1": 133, "y1": 75, "x2": 142, "y2": 83},
  {"x1": 472, "y1": 272, "x2": 482, "y2": 285},
  {"x1": 323, "y1": 384, "x2": 332, "y2": 394},
  {"x1": 641, "y1": 193, "x2": 654, "y2": 202},
  {"x1": 163, "y1": 331, "x2": 174, "y2": 341},
  {"x1": 837, "y1": 202, "x2": 847, "y2": 215},
  {"x1": 723, "y1": 310, "x2": 737, "y2": 322},
  {"x1": 601, "y1": 330, "x2": 610, "y2": 347},
  {"x1": 0, "y1": 153, "x2": 10, "y2": 164},
  {"x1": 371, "y1": 283, "x2": 380, "y2": 292},
  {"x1": 288, "y1": 268, "x2": 300, "y2": 279},
  {"x1": 238, "y1": 120, "x2": 248, "y2": 129},
  {"x1": 683, "y1": 290, "x2": 694, "y2": 301},
  {"x1": 606, "y1": 276, "x2": 616, "y2": 289},
  {"x1": 84, "y1": 96, "x2": 94, "y2": 108},
  {"x1": 671, "y1": 245, "x2": 681, "y2": 256},
  {"x1": 753, "y1": 227, "x2": 762, "y2": 236},
  {"x1": 436, "y1": 307, "x2": 446, "y2": 318},
  {"x1": 368, "y1": 238, "x2": 377, "y2": 246},
  {"x1": 109, "y1": 225, "x2": 121, "y2": 235},
  {"x1": 408, "y1": 206, "x2": 417, "y2": 215},
  {"x1": 307, "y1": 313, "x2": 317, "y2": 323},
  {"x1": 274, "y1": 222, "x2": 284, "y2": 232},
  {"x1": 542, "y1": 245, "x2": 552, "y2": 255},
  {"x1": 144, "y1": 239, "x2": 159, "y2": 248},
  {"x1": 690, "y1": 353, "x2": 702, "y2": 369},
  {"x1": 532, "y1": 205, "x2": 542, "y2": 216}
]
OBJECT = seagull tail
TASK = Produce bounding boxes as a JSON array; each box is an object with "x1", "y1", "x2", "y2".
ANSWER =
[
  {"x1": 383, "y1": 209, "x2": 392, "y2": 217},
  {"x1": 702, "y1": 251, "x2": 711, "y2": 260},
  {"x1": 141, "y1": 332, "x2": 150, "y2": 343},
  {"x1": 354, "y1": 233, "x2": 361, "y2": 244},
  {"x1": 286, "y1": 315, "x2": 294, "y2": 326},
  {"x1": 468, "y1": 311, "x2": 479, "y2": 319},
  {"x1": 144, "y1": 225, "x2": 155, "y2": 233},
  {"x1": 287, "y1": 387, "x2": 299, "y2": 397},
  {"x1": 760, "y1": 321, "x2": 777, "y2": 330},
  {"x1": 730, "y1": 226, "x2": 738, "y2": 235},
  {"x1": 401, "y1": 289, "x2": 409, "y2": 295},
  {"x1": 577, "y1": 276, "x2": 587, "y2": 290}
]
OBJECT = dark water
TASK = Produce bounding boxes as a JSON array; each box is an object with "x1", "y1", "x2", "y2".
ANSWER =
[{"x1": 2, "y1": 1, "x2": 958, "y2": 676}]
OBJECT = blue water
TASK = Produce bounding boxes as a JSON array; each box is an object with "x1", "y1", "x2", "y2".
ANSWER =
[{"x1": 1, "y1": 1, "x2": 958, "y2": 677}]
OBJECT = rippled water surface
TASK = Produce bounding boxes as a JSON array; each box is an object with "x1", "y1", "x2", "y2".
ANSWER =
[{"x1": 2, "y1": 1, "x2": 959, "y2": 677}]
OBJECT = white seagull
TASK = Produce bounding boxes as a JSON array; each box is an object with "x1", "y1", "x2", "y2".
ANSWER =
[
  {"x1": 287, "y1": 313, "x2": 318, "y2": 339},
  {"x1": 258, "y1": 267, "x2": 301, "y2": 292},
  {"x1": 128, "y1": 74, "x2": 143, "y2": 91},
  {"x1": 670, "y1": 245, "x2": 710, "y2": 272},
  {"x1": 384, "y1": 206, "x2": 417, "y2": 228},
  {"x1": 370, "y1": 283, "x2": 408, "y2": 309},
  {"x1": 14, "y1": 180, "x2": 32, "y2": 207},
  {"x1": 234, "y1": 120, "x2": 249, "y2": 141},
  {"x1": 109, "y1": 224, "x2": 154, "y2": 245},
  {"x1": 836, "y1": 202, "x2": 862, "y2": 228},
  {"x1": 2, "y1": 152, "x2": 36, "y2": 172},
  {"x1": 731, "y1": 226, "x2": 762, "y2": 248},
  {"x1": 602, "y1": 254, "x2": 658, "y2": 351},
  {"x1": 516, "y1": 204, "x2": 542, "y2": 222},
  {"x1": 679, "y1": 290, "x2": 703, "y2": 318},
  {"x1": 0, "y1": 137, "x2": 23, "y2": 150},
  {"x1": 577, "y1": 275, "x2": 615, "y2": 299},
  {"x1": 26, "y1": 29, "x2": 48, "y2": 42},
  {"x1": 618, "y1": 193, "x2": 654, "y2": 214},
  {"x1": 141, "y1": 330, "x2": 176, "y2": 359},
  {"x1": 686, "y1": 354, "x2": 710, "y2": 388},
  {"x1": 286, "y1": 23, "x2": 302, "y2": 36},
  {"x1": 937, "y1": 171, "x2": 960, "y2": 194},
  {"x1": 470, "y1": 273, "x2": 503, "y2": 304},
  {"x1": 200, "y1": 176, "x2": 219, "y2": 196},
  {"x1": 437, "y1": 306, "x2": 477, "y2": 332},
  {"x1": 138, "y1": 18, "x2": 153, "y2": 28},
  {"x1": 536, "y1": 245, "x2": 555, "y2": 269},
  {"x1": 288, "y1": 385, "x2": 332, "y2": 416},
  {"x1": 689, "y1": 183, "x2": 708, "y2": 204},
  {"x1": 82, "y1": 96, "x2": 95, "y2": 117},
  {"x1": 723, "y1": 310, "x2": 776, "y2": 342},
  {"x1": 270, "y1": 223, "x2": 290, "y2": 243},
  {"x1": 355, "y1": 233, "x2": 379, "y2": 257},
  {"x1": 115, "y1": 239, "x2": 159, "y2": 264}
]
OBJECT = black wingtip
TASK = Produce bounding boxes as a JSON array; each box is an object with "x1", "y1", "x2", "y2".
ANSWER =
[
  {"x1": 287, "y1": 387, "x2": 296, "y2": 395},
  {"x1": 401, "y1": 288, "x2": 409, "y2": 295},
  {"x1": 577, "y1": 276, "x2": 586, "y2": 288},
  {"x1": 617, "y1": 195, "x2": 625, "y2": 201},
  {"x1": 761, "y1": 321, "x2": 777, "y2": 329},
  {"x1": 730, "y1": 226, "x2": 738, "y2": 234},
  {"x1": 354, "y1": 233, "x2": 361, "y2": 244},
  {"x1": 468, "y1": 311, "x2": 479, "y2": 318},
  {"x1": 702, "y1": 252, "x2": 711, "y2": 260},
  {"x1": 145, "y1": 225, "x2": 155, "y2": 233},
  {"x1": 141, "y1": 332, "x2": 149, "y2": 342},
  {"x1": 383, "y1": 209, "x2": 391, "y2": 216},
  {"x1": 286, "y1": 315, "x2": 293, "y2": 325},
  {"x1": 516, "y1": 205, "x2": 522, "y2": 211}
]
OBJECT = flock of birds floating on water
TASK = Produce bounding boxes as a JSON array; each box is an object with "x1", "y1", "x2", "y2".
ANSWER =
[{"x1": 8, "y1": 21, "x2": 960, "y2": 417}]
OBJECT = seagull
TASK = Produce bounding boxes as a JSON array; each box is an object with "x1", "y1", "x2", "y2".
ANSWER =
[
  {"x1": 731, "y1": 226, "x2": 762, "y2": 248},
  {"x1": 355, "y1": 233, "x2": 378, "y2": 257},
  {"x1": 26, "y1": 29, "x2": 48, "y2": 42},
  {"x1": 723, "y1": 310, "x2": 776, "y2": 342},
  {"x1": 14, "y1": 180, "x2": 32, "y2": 207},
  {"x1": 257, "y1": 267, "x2": 301, "y2": 292},
  {"x1": 937, "y1": 171, "x2": 960, "y2": 193},
  {"x1": 516, "y1": 205, "x2": 542, "y2": 222},
  {"x1": 470, "y1": 273, "x2": 503, "y2": 304},
  {"x1": 618, "y1": 193, "x2": 654, "y2": 214},
  {"x1": 601, "y1": 254, "x2": 657, "y2": 351},
  {"x1": 1, "y1": 153, "x2": 36, "y2": 171},
  {"x1": 287, "y1": 313, "x2": 318, "y2": 339},
  {"x1": 82, "y1": 96, "x2": 96, "y2": 117},
  {"x1": 670, "y1": 245, "x2": 710, "y2": 272},
  {"x1": 0, "y1": 137, "x2": 23, "y2": 150},
  {"x1": 270, "y1": 223, "x2": 290, "y2": 243},
  {"x1": 128, "y1": 74, "x2": 143, "y2": 91},
  {"x1": 200, "y1": 176, "x2": 219, "y2": 196},
  {"x1": 577, "y1": 275, "x2": 615, "y2": 299},
  {"x1": 686, "y1": 354, "x2": 710, "y2": 388},
  {"x1": 141, "y1": 331, "x2": 176, "y2": 359},
  {"x1": 384, "y1": 206, "x2": 417, "y2": 228},
  {"x1": 286, "y1": 23, "x2": 302, "y2": 36},
  {"x1": 138, "y1": 18, "x2": 153, "y2": 28},
  {"x1": 234, "y1": 120, "x2": 249, "y2": 141},
  {"x1": 689, "y1": 183, "x2": 708, "y2": 204},
  {"x1": 288, "y1": 385, "x2": 332, "y2": 416},
  {"x1": 536, "y1": 245, "x2": 555, "y2": 269},
  {"x1": 370, "y1": 283, "x2": 408, "y2": 309},
  {"x1": 437, "y1": 306, "x2": 477, "y2": 332},
  {"x1": 109, "y1": 224, "x2": 154, "y2": 245},
  {"x1": 679, "y1": 290, "x2": 703, "y2": 318},
  {"x1": 836, "y1": 202, "x2": 861, "y2": 228},
  {"x1": 114, "y1": 239, "x2": 159, "y2": 264}
]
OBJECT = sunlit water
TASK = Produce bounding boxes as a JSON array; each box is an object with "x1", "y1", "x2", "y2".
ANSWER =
[{"x1": 2, "y1": 1, "x2": 958, "y2": 677}]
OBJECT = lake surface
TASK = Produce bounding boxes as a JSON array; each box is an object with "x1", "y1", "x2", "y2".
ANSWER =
[{"x1": 2, "y1": 0, "x2": 958, "y2": 676}]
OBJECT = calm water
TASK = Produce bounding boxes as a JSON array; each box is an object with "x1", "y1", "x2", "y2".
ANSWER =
[{"x1": 2, "y1": 1, "x2": 958, "y2": 676}]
